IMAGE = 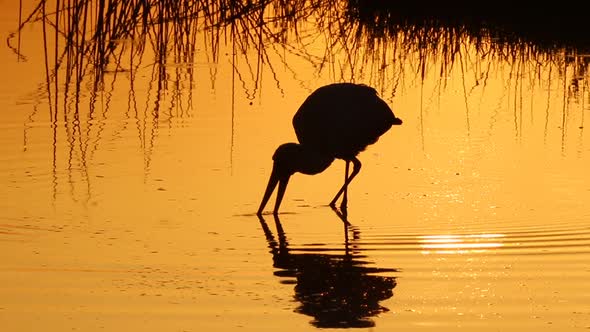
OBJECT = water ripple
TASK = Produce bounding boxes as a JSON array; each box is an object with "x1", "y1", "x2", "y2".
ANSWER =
[{"x1": 287, "y1": 223, "x2": 590, "y2": 257}]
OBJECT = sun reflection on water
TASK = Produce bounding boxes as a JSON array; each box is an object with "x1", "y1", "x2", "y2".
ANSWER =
[{"x1": 420, "y1": 233, "x2": 505, "y2": 254}]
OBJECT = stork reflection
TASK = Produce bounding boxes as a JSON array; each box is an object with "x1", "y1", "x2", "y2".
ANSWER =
[{"x1": 257, "y1": 212, "x2": 398, "y2": 328}]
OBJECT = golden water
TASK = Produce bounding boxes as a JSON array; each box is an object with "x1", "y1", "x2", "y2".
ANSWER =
[{"x1": 1, "y1": 2, "x2": 589, "y2": 331}]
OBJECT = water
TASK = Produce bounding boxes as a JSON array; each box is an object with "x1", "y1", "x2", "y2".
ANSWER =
[{"x1": 1, "y1": 1, "x2": 590, "y2": 331}]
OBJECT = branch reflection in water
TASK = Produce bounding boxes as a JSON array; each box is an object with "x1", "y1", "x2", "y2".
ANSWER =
[
  {"x1": 11, "y1": 0, "x2": 590, "y2": 205},
  {"x1": 256, "y1": 211, "x2": 398, "y2": 328}
]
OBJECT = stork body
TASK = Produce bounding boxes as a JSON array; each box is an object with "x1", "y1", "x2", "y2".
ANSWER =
[{"x1": 257, "y1": 83, "x2": 402, "y2": 215}]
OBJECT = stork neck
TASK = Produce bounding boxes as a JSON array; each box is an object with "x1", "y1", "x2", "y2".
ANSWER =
[
  {"x1": 272, "y1": 143, "x2": 334, "y2": 176},
  {"x1": 292, "y1": 144, "x2": 334, "y2": 175}
]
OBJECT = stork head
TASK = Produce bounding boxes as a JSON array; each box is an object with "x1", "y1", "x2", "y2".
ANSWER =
[{"x1": 257, "y1": 143, "x2": 334, "y2": 215}]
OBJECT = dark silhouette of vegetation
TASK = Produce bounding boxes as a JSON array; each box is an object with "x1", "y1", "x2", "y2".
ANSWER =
[
  {"x1": 8, "y1": 0, "x2": 589, "y2": 202},
  {"x1": 347, "y1": 0, "x2": 590, "y2": 49},
  {"x1": 12, "y1": 0, "x2": 590, "y2": 95}
]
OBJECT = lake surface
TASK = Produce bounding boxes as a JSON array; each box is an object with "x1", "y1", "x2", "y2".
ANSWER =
[{"x1": 0, "y1": 1, "x2": 589, "y2": 331}]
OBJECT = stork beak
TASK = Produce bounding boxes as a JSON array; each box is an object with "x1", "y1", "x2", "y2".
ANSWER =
[{"x1": 257, "y1": 164, "x2": 291, "y2": 216}]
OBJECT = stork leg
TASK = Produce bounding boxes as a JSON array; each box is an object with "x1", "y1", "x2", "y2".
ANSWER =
[
  {"x1": 329, "y1": 157, "x2": 362, "y2": 209},
  {"x1": 341, "y1": 161, "x2": 350, "y2": 210}
]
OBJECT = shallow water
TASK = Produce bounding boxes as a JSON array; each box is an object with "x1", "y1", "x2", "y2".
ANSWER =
[{"x1": 1, "y1": 2, "x2": 590, "y2": 331}]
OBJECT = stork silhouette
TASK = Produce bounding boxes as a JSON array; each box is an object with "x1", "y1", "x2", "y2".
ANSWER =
[{"x1": 257, "y1": 83, "x2": 402, "y2": 215}]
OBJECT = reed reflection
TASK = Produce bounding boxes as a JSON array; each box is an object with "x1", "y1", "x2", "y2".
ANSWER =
[
  {"x1": 257, "y1": 213, "x2": 398, "y2": 328},
  {"x1": 15, "y1": 0, "x2": 590, "y2": 109},
  {"x1": 11, "y1": 0, "x2": 590, "y2": 205}
]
